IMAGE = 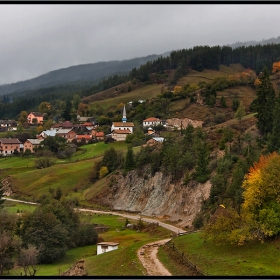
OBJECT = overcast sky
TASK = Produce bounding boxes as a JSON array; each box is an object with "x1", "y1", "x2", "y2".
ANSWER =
[{"x1": 1, "y1": 4, "x2": 280, "y2": 85}]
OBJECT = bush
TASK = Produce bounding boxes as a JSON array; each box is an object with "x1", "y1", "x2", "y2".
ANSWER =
[
  {"x1": 192, "y1": 213, "x2": 204, "y2": 229},
  {"x1": 214, "y1": 114, "x2": 226, "y2": 124},
  {"x1": 75, "y1": 224, "x2": 98, "y2": 247}
]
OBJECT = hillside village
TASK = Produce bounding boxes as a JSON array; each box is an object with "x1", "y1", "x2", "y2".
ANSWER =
[{"x1": 0, "y1": 102, "x2": 203, "y2": 156}]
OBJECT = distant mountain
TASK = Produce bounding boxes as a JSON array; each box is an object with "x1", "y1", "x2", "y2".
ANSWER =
[
  {"x1": 227, "y1": 36, "x2": 280, "y2": 49},
  {"x1": 0, "y1": 52, "x2": 171, "y2": 96}
]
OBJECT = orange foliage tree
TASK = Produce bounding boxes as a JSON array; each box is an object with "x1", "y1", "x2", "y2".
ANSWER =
[
  {"x1": 272, "y1": 61, "x2": 280, "y2": 76},
  {"x1": 242, "y1": 152, "x2": 280, "y2": 239}
]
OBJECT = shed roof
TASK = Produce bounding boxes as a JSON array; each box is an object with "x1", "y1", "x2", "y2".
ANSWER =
[{"x1": 97, "y1": 242, "x2": 119, "y2": 246}]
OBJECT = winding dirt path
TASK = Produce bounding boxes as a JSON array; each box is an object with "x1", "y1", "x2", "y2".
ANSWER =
[{"x1": 137, "y1": 238, "x2": 172, "y2": 276}]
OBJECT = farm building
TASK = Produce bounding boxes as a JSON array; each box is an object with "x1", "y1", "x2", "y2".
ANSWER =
[{"x1": 96, "y1": 242, "x2": 119, "y2": 255}]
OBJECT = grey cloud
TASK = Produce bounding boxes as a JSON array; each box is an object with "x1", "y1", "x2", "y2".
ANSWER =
[{"x1": 0, "y1": 4, "x2": 280, "y2": 84}]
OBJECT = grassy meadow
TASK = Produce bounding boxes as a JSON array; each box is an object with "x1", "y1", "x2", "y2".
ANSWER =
[
  {"x1": 90, "y1": 83, "x2": 163, "y2": 110},
  {"x1": 158, "y1": 232, "x2": 280, "y2": 276}
]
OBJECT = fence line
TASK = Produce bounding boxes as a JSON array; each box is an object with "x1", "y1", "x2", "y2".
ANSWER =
[{"x1": 164, "y1": 239, "x2": 205, "y2": 276}]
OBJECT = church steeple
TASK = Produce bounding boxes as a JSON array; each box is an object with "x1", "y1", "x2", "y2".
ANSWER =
[{"x1": 122, "y1": 104, "x2": 127, "y2": 123}]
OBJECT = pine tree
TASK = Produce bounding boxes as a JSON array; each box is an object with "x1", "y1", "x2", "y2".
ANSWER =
[
  {"x1": 124, "y1": 146, "x2": 135, "y2": 171},
  {"x1": 250, "y1": 67, "x2": 275, "y2": 134},
  {"x1": 267, "y1": 97, "x2": 280, "y2": 152}
]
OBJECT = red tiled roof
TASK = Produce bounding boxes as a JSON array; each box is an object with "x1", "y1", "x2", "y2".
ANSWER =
[
  {"x1": 96, "y1": 132, "x2": 104, "y2": 137},
  {"x1": 112, "y1": 122, "x2": 134, "y2": 127},
  {"x1": 143, "y1": 117, "x2": 160, "y2": 122},
  {"x1": 76, "y1": 135, "x2": 92, "y2": 140},
  {"x1": 81, "y1": 122, "x2": 93, "y2": 126}
]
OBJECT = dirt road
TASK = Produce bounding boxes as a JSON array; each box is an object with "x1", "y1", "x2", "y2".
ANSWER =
[{"x1": 137, "y1": 238, "x2": 172, "y2": 276}]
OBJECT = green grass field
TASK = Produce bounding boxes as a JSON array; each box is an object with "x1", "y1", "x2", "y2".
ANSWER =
[
  {"x1": 3, "y1": 199, "x2": 37, "y2": 214},
  {"x1": 91, "y1": 84, "x2": 163, "y2": 110},
  {"x1": 3, "y1": 211, "x2": 171, "y2": 276},
  {"x1": 158, "y1": 232, "x2": 280, "y2": 276}
]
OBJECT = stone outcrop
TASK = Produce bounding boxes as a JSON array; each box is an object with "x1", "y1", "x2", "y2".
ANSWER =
[
  {"x1": 62, "y1": 259, "x2": 87, "y2": 276},
  {"x1": 1, "y1": 176, "x2": 13, "y2": 196},
  {"x1": 99, "y1": 169, "x2": 211, "y2": 228}
]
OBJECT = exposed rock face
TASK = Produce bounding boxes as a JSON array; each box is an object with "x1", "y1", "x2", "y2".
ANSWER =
[
  {"x1": 62, "y1": 259, "x2": 87, "y2": 276},
  {"x1": 1, "y1": 176, "x2": 13, "y2": 196},
  {"x1": 101, "y1": 169, "x2": 211, "y2": 228}
]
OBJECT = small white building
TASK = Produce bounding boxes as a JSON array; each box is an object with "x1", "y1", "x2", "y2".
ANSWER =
[
  {"x1": 142, "y1": 117, "x2": 161, "y2": 127},
  {"x1": 97, "y1": 242, "x2": 119, "y2": 255}
]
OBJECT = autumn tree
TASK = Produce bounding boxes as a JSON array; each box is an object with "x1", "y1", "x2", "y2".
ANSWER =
[
  {"x1": 272, "y1": 61, "x2": 280, "y2": 77},
  {"x1": 242, "y1": 152, "x2": 280, "y2": 240},
  {"x1": 18, "y1": 111, "x2": 28, "y2": 126},
  {"x1": 77, "y1": 103, "x2": 91, "y2": 117},
  {"x1": 99, "y1": 166, "x2": 109, "y2": 178},
  {"x1": 39, "y1": 102, "x2": 52, "y2": 114}
]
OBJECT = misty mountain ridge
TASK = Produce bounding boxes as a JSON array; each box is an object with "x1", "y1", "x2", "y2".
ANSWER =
[
  {"x1": 1, "y1": 35, "x2": 280, "y2": 97},
  {"x1": 0, "y1": 52, "x2": 171, "y2": 96},
  {"x1": 227, "y1": 35, "x2": 280, "y2": 49}
]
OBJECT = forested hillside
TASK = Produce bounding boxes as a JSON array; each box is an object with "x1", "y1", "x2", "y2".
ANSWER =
[{"x1": 0, "y1": 53, "x2": 167, "y2": 96}]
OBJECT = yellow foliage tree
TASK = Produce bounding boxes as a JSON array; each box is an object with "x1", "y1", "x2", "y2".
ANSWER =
[
  {"x1": 99, "y1": 166, "x2": 109, "y2": 179},
  {"x1": 36, "y1": 125, "x2": 43, "y2": 134},
  {"x1": 272, "y1": 61, "x2": 280, "y2": 76},
  {"x1": 242, "y1": 152, "x2": 280, "y2": 239},
  {"x1": 254, "y1": 78, "x2": 261, "y2": 87},
  {"x1": 173, "y1": 86, "x2": 182, "y2": 94}
]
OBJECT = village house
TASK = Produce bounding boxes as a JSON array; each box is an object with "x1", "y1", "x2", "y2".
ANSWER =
[
  {"x1": 111, "y1": 105, "x2": 134, "y2": 141},
  {"x1": 96, "y1": 242, "x2": 119, "y2": 255},
  {"x1": 142, "y1": 117, "x2": 161, "y2": 127},
  {"x1": 37, "y1": 130, "x2": 57, "y2": 140},
  {"x1": 0, "y1": 138, "x2": 21, "y2": 156},
  {"x1": 0, "y1": 120, "x2": 17, "y2": 132},
  {"x1": 56, "y1": 128, "x2": 77, "y2": 142},
  {"x1": 23, "y1": 139, "x2": 44, "y2": 153},
  {"x1": 76, "y1": 134, "x2": 92, "y2": 144},
  {"x1": 96, "y1": 131, "x2": 105, "y2": 141},
  {"x1": 27, "y1": 112, "x2": 44, "y2": 124}
]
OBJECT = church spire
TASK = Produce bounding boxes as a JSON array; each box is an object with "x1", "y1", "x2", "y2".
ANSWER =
[{"x1": 122, "y1": 104, "x2": 127, "y2": 123}]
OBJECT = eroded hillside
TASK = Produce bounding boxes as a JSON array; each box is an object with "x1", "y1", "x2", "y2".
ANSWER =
[{"x1": 85, "y1": 167, "x2": 211, "y2": 228}]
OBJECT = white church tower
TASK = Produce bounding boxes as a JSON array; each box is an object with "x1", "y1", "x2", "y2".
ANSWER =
[
  {"x1": 122, "y1": 105, "x2": 127, "y2": 123},
  {"x1": 110, "y1": 104, "x2": 134, "y2": 141}
]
